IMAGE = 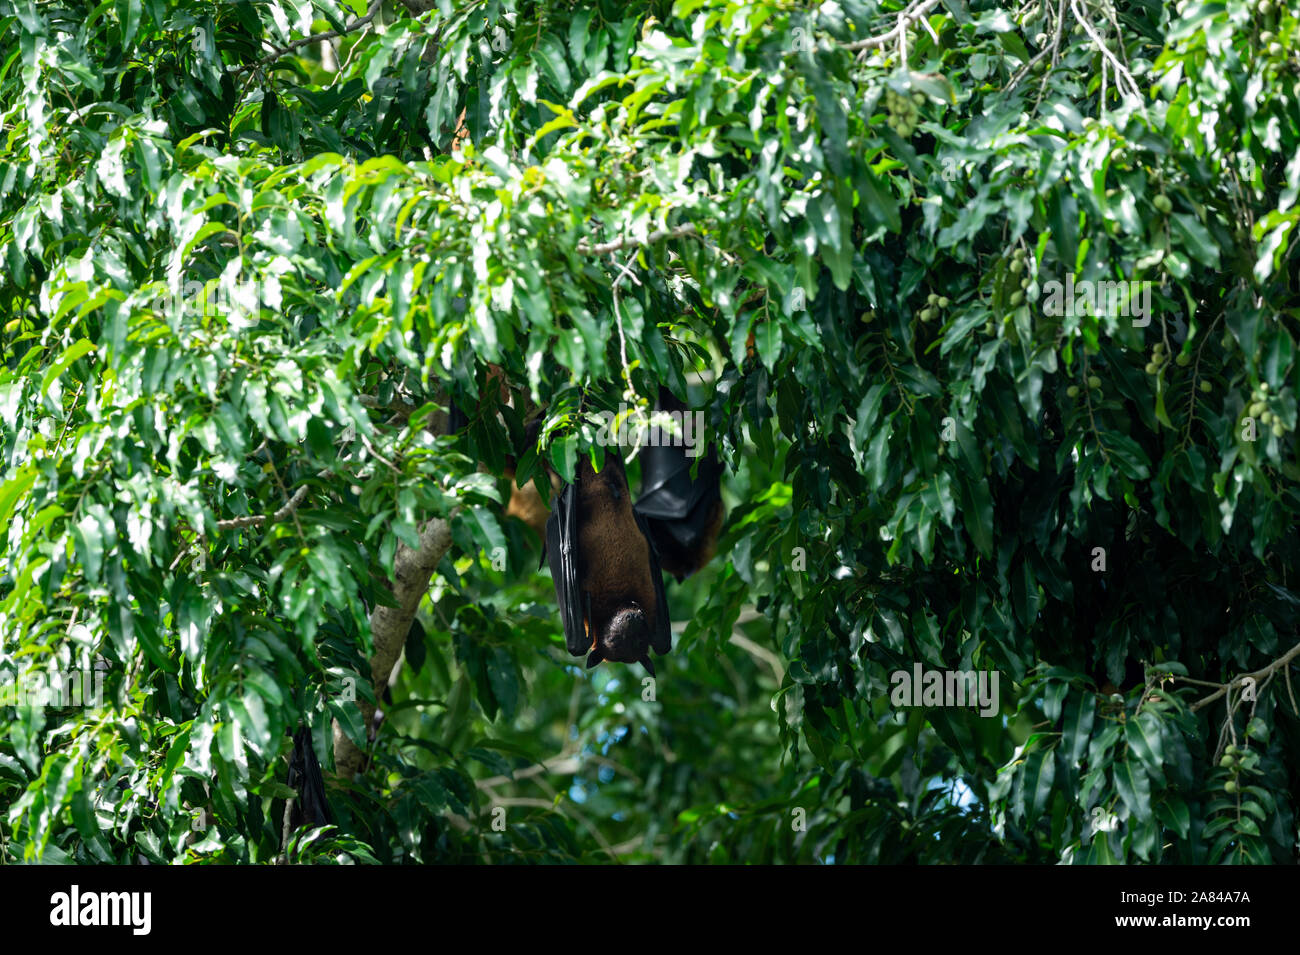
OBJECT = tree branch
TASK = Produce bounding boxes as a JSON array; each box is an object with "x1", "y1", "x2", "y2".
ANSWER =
[
  {"x1": 214, "y1": 485, "x2": 310, "y2": 530},
  {"x1": 359, "y1": 393, "x2": 420, "y2": 418},
  {"x1": 227, "y1": 0, "x2": 383, "y2": 76},
  {"x1": 843, "y1": 0, "x2": 941, "y2": 52},
  {"x1": 576, "y1": 222, "x2": 699, "y2": 255},
  {"x1": 1188, "y1": 640, "x2": 1300, "y2": 713},
  {"x1": 332, "y1": 513, "x2": 457, "y2": 781}
]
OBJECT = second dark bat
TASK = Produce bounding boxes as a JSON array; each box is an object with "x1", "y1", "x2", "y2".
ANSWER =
[{"x1": 634, "y1": 387, "x2": 725, "y2": 582}]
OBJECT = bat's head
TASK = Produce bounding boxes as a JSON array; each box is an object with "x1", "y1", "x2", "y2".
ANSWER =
[{"x1": 586, "y1": 603, "x2": 656, "y2": 673}]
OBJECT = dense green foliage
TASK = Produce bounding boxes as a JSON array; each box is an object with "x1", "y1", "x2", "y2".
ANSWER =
[{"x1": 2, "y1": 0, "x2": 1299, "y2": 863}]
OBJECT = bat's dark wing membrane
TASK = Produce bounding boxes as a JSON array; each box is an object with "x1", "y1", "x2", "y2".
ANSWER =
[
  {"x1": 544, "y1": 481, "x2": 587, "y2": 657},
  {"x1": 287, "y1": 726, "x2": 333, "y2": 830},
  {"x1": 633, "y1": 506, "x2": 673, "y2": 656},
  {"x1": 635, "y1": 441, "x2": 723, "y2": 583},
  {"x1": 636, "y1": 384, "x2": 722, "y2": 547},
  {"x1": 636, "y1": 447, "x2": 721, "y2": 538}
]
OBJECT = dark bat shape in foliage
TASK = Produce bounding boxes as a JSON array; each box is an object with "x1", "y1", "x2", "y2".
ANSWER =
[
  {"x1": 287, "y1": 726, "x2": 333, "y2": 830},
  {"x1": 634, "y1": 388, "x2": 725, "y2": 582},
  {"x1": 545, "y1": 452, "x2": 672, "y2": 676}
]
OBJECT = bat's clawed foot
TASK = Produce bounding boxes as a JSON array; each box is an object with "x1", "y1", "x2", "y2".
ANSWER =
[{"x1": 639, "y1": 655, "x2": 656, "y2": 677}]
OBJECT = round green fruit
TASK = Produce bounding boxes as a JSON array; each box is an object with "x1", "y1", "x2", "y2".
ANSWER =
[
  {"x1": 1088, "y1": 375, "x2": 1102, "y2": 390},
  {"x1": 1200, "y1": 381, "x2": 1213, "y2": 393},
  {"x1": 1220, "y1": 755, "x2": 1235, "y2": 768},
  {"x1": 1010, "y1": 291, "x2": 1025, "y2": 306},
  {"x1": 1067, "y1": 385, "x2": 1080, "y2": 398},
  {"x1": 1176, "y1": 353, "x2": 1190, "y2": 366},
  {"x1": 1145, "y1": 362, "x2": 1158, "y2": 374},
  {"x1": 1224, "y1": 780, "x2": 1238, "y2": 794},
  {"x1": 1154, "y1": 194, "x2": 1173, "y2": 213},
  {"x1": 938, "y1": 296, "x2": 950, "y2": 308}
]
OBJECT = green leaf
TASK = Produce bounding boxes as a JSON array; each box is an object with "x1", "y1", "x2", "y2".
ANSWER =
[
  {"x1": 1125, "y1": 711, "x2": 1163, "y2": 775},
  {"x1": 535, "y1": 33, "x2": 572, "y2": 95},
  {"x1": 1062, "y1": 692, "x2": 1095, "y2": 766},
  {"x1": 41, "y1": 339, "x2": 96, "y2": 397},
  {"x1": 1169, "y1": 212, "x2": 1220, "y2": 268},
  {"x1": 1114, "y1": 759, "x2": 1153, "y2": 822}
]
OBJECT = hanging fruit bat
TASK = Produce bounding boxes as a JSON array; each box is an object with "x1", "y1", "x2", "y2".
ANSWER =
[
  {"x1": 634, "y1": 388, "x2": 725, "y2": 582},
  {"x1": 286, "y1": 726, "x2": 333, "y2": 831},
  {"x1": 545, "y1": 451, "x2": 672, "y2": 675}
]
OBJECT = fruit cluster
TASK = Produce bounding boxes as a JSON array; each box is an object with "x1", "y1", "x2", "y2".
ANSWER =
[
  {"x1": 918, "y1": 292, "x2": 949, "y2": 323},
  {"x1": 1066, "y1": 375, "x2": 1102, "y2": 399},
  {"x1": 1252, "y1": 0, "x2": 1282, "y2": 57},
  {"x1": 1008, "y1": 246, "x2": 1030, "y2": 306},
  {"x1": 883, "y1": 88, "x2": 925, "y2": 138},
  {"x1": 1144, "y1": 341, "x2": 1172, "y2": 374},
  {"x1": 1220, "y1": 743, "x2": 1256, "y2": 795},
  {"x1": 1246, "y1": 381, "x2": 1287, "y2": 439}
]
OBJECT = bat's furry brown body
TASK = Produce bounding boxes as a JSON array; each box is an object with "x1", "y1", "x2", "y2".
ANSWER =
[{"x1": 546, "y1": 453, "x2": 671, "y2": 674}]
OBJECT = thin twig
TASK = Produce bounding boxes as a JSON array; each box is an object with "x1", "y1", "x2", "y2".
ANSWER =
[
  {"x1": 843, "y1": 0, "x2": 941, "y2": 52},
  {"x1": 610, "y1": 250, "x2": 641, "y2": 393},
  {"x1": 1190, "y1": 640, "x2": 1300, "y2": 713},
  {"x1": 51, "y1": 382, "x2": 85, "y2": 457},
  {"x1": 215, "y1": 485, "x2": 310, "y2": 530},
  {"x1": 577, "y1": 223, "x2": 699, "y2": 255},
  {"x1": 227, "y1": 0, "x2": 383, "y2": 76},
  {"x1": 359, "y1": 394, "x2": 419, "y2": 417},
  {"x1": 1068, "y1": 0, "x2": 1139, "y2": 100}
]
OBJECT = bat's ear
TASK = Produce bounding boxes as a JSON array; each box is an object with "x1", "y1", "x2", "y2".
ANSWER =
[
  {"x1": 586, "y1": 648, "x2": 605, "y2": 668},
  {"x1": 639, "y1": 656, "x2": 656, "y2": 677}
]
